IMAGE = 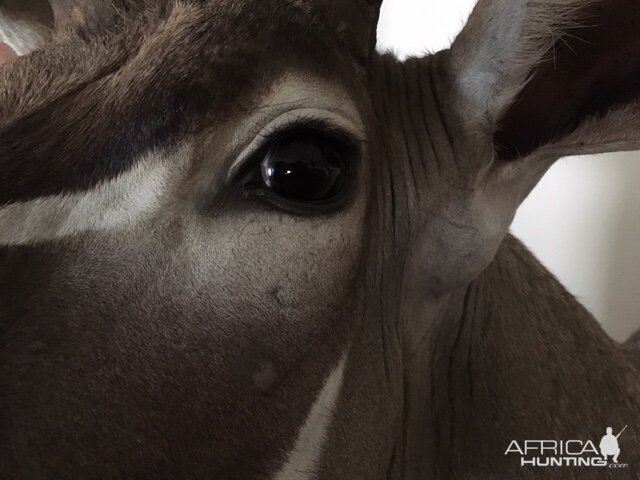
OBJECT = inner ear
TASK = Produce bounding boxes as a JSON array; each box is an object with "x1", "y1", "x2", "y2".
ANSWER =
[{"x1": 494, "y1": 0, "x2": 640, "y2": 161}]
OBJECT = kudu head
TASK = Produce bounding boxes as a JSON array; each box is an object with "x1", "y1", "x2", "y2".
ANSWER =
[{"x1": 1, "y1": 0, "x2": 639, "y2": 478}]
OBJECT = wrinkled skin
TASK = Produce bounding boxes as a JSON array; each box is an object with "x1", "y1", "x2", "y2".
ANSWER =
[{"x1": 0, "y1": 1, "x2": 639, "y2": 479}]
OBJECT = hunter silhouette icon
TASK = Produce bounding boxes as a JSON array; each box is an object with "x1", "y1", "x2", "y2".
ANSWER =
[{"x1": 599, "y1": 426, "x2": 627, "y2": 463}]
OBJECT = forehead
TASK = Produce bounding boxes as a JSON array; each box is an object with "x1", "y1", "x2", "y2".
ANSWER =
[
  {"x1": 154, "y1": 0, "x2": 363, "y2": 120},
  {"x1": 0, "y1": 0, "x2": 363, "y2": 204}
]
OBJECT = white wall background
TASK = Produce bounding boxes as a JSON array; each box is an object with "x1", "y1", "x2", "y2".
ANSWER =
[{"x1": 377, "y1": 0, "x2": 640, "y2": 342}]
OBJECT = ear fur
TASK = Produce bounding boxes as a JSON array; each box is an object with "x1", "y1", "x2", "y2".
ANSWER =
[
  {"x1": 450, "y1": 0, "x2": 592, "y2": 129},
  {"x1": 449, "y1": 0, "x2": 640, "y2": 160}
]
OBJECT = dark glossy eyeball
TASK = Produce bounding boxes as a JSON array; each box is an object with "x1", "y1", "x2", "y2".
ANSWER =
[{"x1": 259, "y1": 128, "x2": 355, "y2": 203}]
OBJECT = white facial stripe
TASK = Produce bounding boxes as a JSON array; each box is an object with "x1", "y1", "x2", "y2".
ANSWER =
[
  {"x1": 273, "y1": 354, "x2": 348, "y2": 480},
  {"x1": 0, "y1": 151, "x2": 185, "y2": 246}
]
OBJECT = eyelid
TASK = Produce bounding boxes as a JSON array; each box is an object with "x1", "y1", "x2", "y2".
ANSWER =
[{"x1": 227, "y1": 108, "x2": 364, "y2": 183}]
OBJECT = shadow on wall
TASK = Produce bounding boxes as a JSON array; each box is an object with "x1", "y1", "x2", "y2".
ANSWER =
[
  {"x1": 602, "y1": 152, "x2": 640, "y2": 342},
  {"x1": 512, "y1": 152, "x2": 640, "y2": 343}
]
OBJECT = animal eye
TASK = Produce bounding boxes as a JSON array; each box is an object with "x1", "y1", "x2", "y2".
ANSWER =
[{"x1": 245, "y1": 126, "x2": 356, "y2": 206}]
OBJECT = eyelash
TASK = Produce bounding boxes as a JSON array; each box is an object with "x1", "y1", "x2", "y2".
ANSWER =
[
  {"x1": 256, "y1": 115, "x2": 358, "y2": 150},
  {"x1": 233, "y1": 116, "x2": 360, "y2": 184},
  {"x1": 254, "y1": 113, "x2": 319, "y2": 140}
]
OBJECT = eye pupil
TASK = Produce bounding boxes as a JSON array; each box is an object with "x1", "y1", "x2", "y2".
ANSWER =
[{"x1": 259, "y1": 129, "x2": 353, "y2": 203}]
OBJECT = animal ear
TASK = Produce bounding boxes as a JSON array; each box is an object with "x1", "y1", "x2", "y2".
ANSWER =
[
  {"x1": 449, "y1": 0, "x2": 640, "y2": 160},
  {"x1": 315, "y1": 0, "x2": 383, "y2": 63},
  {"x1": 0, "y1": 0, "x2": 53, "y2": 56}
]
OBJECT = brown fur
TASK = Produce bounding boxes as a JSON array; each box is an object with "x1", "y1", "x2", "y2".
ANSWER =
[{"x1": 1, "y1": 1, "x2": 639, "y2": 479}]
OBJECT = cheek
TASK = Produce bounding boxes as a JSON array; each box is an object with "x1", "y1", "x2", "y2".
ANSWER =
[
  {"x1": 181, "y1": 157, "x2": 369, "y2": 338},
  {"x1": 0, "y1": 220, "x2": 363, "y2": 475},
  {"x1": 185, "y1": 208, "x2": 365, "y2": 341}
]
